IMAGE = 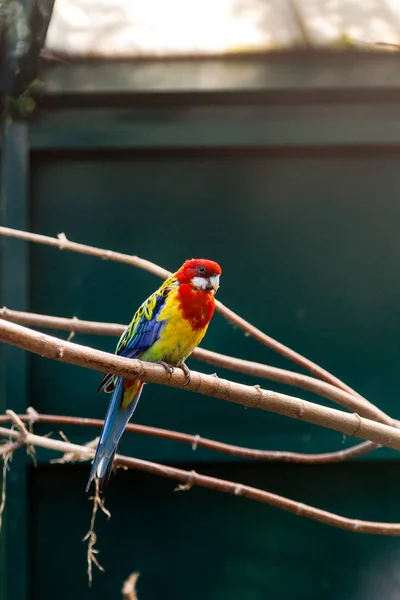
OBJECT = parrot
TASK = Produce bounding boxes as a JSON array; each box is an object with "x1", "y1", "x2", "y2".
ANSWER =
[{"x1": 86, "y1": 258, "x2": 221, "y2": 491}]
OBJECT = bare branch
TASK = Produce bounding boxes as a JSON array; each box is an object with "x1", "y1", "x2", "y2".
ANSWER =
[
  {"x1": 194, "y1": 349, "x2": 387, "y2": 424},
  {"x1": 83, "y1": 479, "x2": 110, "y2": 585},
  {"x1": 0, "y1": 457, "x2": 8, "y2": 534},
  {"x1": 0, "y1": 439, "x2": 24, "y2": 456},
  {"x1": 0, "y1": 424, "x2": 398, "y2": 535},
  {"x1": 0, "y1": 425, "x2": 23, "y2": 534},
  {"x1": 122, "y1": 573, "x2": 140, "y2": 600},
  {"x1": 0, "y1": 226, "x2": 361, "y2": 396},
  {"x1": 0, "y1": 227, "x2": 168, "y2": 278},
  {"x1": 0, "y1": 307, "x2": 122, "y2": 336},
  {"x1": 6, "y1": 410, "x2": 36, "y2": 463},
  {"x1": 52, "y1": 436, "x2": 98, "y2": 464},
  {"x1": 5, "y1": 410, "x2": 28, "y2": 437},
  {"x1": 0, "y1": 319, "x2": 398, "y2": 450},
  {"x1": 214, "y1": 301, "x2": 362, "y2": 397},
  {"x1": 0, "y1": 412, "x2": 378, "y2": 464},
  {"x1": 0, "y1": 309, "x2": 392, "y2": 427}
]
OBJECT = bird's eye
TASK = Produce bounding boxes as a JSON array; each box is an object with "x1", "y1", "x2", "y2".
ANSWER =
[{"x1": 197, "y1": 265, "x2": 206, "y2": 274}]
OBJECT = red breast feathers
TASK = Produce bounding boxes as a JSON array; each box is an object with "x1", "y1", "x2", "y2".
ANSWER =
[{"x1": 174, "y1": 259, "x2": 222, "y2": 330}]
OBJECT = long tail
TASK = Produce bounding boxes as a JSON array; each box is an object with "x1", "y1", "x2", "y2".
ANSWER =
[{"x1": 86, "y1": 377, "x2": 144, "y2": 492}]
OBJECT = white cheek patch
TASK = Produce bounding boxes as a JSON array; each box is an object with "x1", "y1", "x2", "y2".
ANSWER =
[{"x1": 192, "y1": 276, "x2": 208, "y2": 290}]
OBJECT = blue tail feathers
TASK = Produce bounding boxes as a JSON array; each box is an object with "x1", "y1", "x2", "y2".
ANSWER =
[{"x1": 86, "y1": 377, "x2": 143, "y2": 492}]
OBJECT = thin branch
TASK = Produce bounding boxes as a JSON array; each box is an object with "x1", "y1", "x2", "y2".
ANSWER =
[
  {"x1": 0, "y1": 439, "x2": 24, "y2": 456},
  {"x1": 6, "y1": 409, "x2": 36, "y2": 462},
  {"x1": 0, "y1": 424, "x2": 21, "y2": 534},
  {"x1": 0, "y1": 457, "x2": 8, "y2": 534},
  {"x1": 122, "y1": 573, "x2": 140, "y2": 600},
  {"x1": 0, "y1": 227, "x2": 168, "y2": 278},
  {"x1": 5, "y1": 409, "x2": 28, "y2": 437},
  {"x1": 0, "y1": 226, "x2": 362, "y2": 396},
  {"x1": 0, "y1": 320, "x2": 397, "y2": 449},
  {"x1": 83, "y1": 479, "x2": 110, "y2": 585},
  {"x1": 0, "y1": 412, "x2": 378, "y2": 464},
  {"x1": 0, "y1": 307, "x2": 122, "y2": 336},
  {"x1": 0, "y1": 319, "x2": 399, "y2": 450},
  {"x1": 194, "y1": 349, "x2": 388, "y2": 424},
  {"x1": 0, "y1": 424, "x2": 398, "y2": 535},
  {"x1": 215, "y1": 301, "x2": 362, "y2": 397},
  {"x1": 52, "y1": 437, "x2": 98, "y2": 464},
  {"x1": 0, "y1": 308, "x2": 391, "y2": 427}
]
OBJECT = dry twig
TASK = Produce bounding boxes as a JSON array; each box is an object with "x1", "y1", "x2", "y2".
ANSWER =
[
  {"x1": 122, "y1": 572, "x2": 140, "y2": 600},
  {"x1": 0, "y1": 438, "x2": 24, "y2": 457},
  {"x1": 0, "y1": 308, "x2": 390, "y2": 428},
  {"x1": 0, "y1": 411, "x2": 379, "y2": 464},
  {"x1": 6, "y1": 409, "x2": 36, "y2": 463},
  {"x1": 0, "y1": 455, "x2": 10, "y2": 534},
  {"x1": 83, "y1": 479, "x2": 111, "y2": 585},
  {"x1": 52, "y1": 436, "x2": 99, "y2": 464},
  {"x1": 0, "y1": 424, "x2": 398, "y2": 535},
  {"x1": 0, "y1": 320, "x2": 398, "y2": 451},
  {"x1": 0, "y1": 419, "x2": 23, "y2": 534}
]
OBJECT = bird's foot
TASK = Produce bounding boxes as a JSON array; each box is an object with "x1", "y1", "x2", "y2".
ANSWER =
[
  {"x1": 157, "y1": 360, "x2": 174, "y2": 377},
  {"x1": 179, "y1": 363, "x2": 191, "y2": 386}
]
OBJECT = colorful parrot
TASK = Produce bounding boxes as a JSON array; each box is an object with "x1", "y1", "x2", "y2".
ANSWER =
[{"x1": 86, "y1": 258, "x2": 221, "y2": 491}]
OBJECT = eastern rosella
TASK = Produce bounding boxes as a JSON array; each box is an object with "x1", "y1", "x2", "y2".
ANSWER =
[{"x1": 86, "y1": 258, "x2": 221, "y2": 491}]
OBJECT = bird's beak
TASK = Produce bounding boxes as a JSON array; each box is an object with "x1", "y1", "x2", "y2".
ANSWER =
[{"x1": 208, "y1": 275, "x2": 220, "y2": 293}]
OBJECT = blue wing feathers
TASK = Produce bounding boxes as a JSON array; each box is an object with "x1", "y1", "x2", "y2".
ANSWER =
[
  {"x1": 97, "y1": 292, "x2": 166, "y2": 394},
  {"x1": 86, "y1": 377, "x2": 144, "y2": 491},
  {"x1": 89, "y1": 284, "x2": 174, "y2": 490},
  {"x1": 119, "y1": 318, "x2": 164, "y2": 358}
]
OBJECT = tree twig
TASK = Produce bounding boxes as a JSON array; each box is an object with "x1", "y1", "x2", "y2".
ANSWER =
[
  {"x1": 0, "y1": 226, "x2": 362, "y2": 396},
  {"x1": 5, "y1": 410, "x2": 28, "y2": 437},
  {"x1": 0, "y1": 424, "x2": 398, "y2": 535},
  {"x1": 0, "y1": 308, "x2": 392, "y2": 427},
  {"x1": 6, "y1": 409, "x2": 36, "y2": 462},
  {"x1": 83, "y1": 479, "x2": 110, "y2": 586},
  {"x1": 0, "y1": 319, "x2": 399, "y2": 450},
  {"x1": 0, "y1": 439, "x2": 24, "y2": 456},
  {"x1": 122, "y1": 573, "x2": 140, "y2": 600},
  {"x1": 0, "y1": 422, "x2": 22, "y2": 534},
  {"x1": 0, "y1": 307, "x2": 122, "y2": 336},
  {"x1": 0, "y1": 411, "x2": 379, "y2": 464},
  {"x1": 0, "y1": 457, "x2": 8, "y2": 534}
]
